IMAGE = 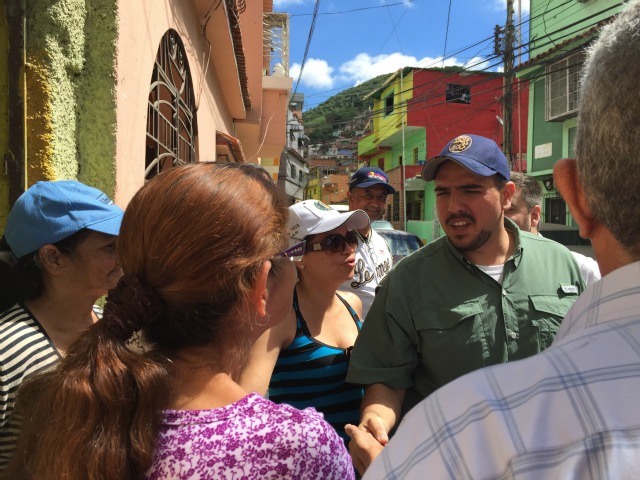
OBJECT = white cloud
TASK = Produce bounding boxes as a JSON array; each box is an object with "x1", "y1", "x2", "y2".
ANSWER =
[
  {"x1": 338, "y1": 53, "x2": 415, "y2": 85},
  {"x1": 291, "y1": 58, "x2": 335, "y2": 89},
  {"x1": 295, "y1": 51, "x2": 499, "y2": 91},
  {"x1": 491, "y1": 0, "x2": 530, "y2": 15},
  {"x1": 336, "y1": 52, "x2": 491, "y2": 86}
]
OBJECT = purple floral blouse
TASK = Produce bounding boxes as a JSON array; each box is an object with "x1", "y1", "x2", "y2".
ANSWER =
[{"x1": 146, "y1": 393, "x2": 355, "y2": 479}]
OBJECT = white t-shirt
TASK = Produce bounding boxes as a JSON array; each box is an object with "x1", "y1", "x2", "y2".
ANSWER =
[
  {"x1": 340, "y1": 229, "x2": 392, "y2": 319},
  {"x1": 538, "y1": 233, "x2": 601, "y2": 286}
]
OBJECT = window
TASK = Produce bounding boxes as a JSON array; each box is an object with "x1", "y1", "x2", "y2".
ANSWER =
[
  {"x1": 544, "y1": 196, "x2": 567, "y2": 224},
  {"x1": 146, "y1": 30, "x2": 197, "y2": 181},
  {"x1": 378, "y1": 158, "x2": 385, "y2": 170},
  {"x1": 446, "y1": 84, "x2": 471, "y2": 104},
  {"x1": 546, "y1": 52, "x2": 585, "y2": 121},
  {"x1": 398, "y1": 155, "x2": 403, "y2": 165},
  {"x1": 413, "y1": 147, "x2": 419, "y2": 164},
  {"x1": 384, "y1": 94, "x2": 394, "y2": 116},
  {"x1": 298, "y1": 170, "x2": 304, "y2": 182},
  {"x1": 290, "y1": 164, "x2": 297, "y2": 178}
]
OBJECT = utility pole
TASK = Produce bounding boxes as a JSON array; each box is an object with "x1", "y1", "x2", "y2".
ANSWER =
[{"x1": 503, "y1": 0, "x2": 516, "y2": 167}]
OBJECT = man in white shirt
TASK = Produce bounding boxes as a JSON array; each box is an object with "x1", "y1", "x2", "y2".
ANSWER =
[
  {"x1": 507, "y1": 171, "x2": 601, "y2": 285},
  {"x1": 346, "y1": 2, "x2": 640, "y2": 477},
  {"x1": 341, "y1": 167, "x2": 395, "y2": 318}
]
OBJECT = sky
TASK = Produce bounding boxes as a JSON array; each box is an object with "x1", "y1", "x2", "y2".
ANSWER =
[{"x1": 273, "y1": 0, "x2": 532, "y2": 111}]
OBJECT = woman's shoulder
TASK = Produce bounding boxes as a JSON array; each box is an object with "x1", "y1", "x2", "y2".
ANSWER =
[{"x1": 336, "y1": 290, "x2": 363, "y2": 319}]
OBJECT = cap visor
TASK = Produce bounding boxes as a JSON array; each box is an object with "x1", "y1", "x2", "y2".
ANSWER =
[
  {"x1": 351, "y1": 180, "x2": 396, "y2": 194},
  {"x1": 307, "y1": 209, "x2": 369, "y2": 235},
  {"x1": 85, "y1": 211, "x2": 124, "y2": 237}
]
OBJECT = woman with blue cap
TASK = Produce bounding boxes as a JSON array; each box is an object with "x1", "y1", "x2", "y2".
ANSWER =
[{"x1": 0, "y1": 180, "x2": 123, "y2": 469}]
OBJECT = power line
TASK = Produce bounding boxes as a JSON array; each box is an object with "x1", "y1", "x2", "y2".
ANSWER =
[
  {"x1": 321, "y1": 2, "x2": 622, "y2": 120},
  {"x1": 300, "y1": 0, "x2": 579, "y2": 109},
  {"x1": 289, "y1": 1, "x2": 413, "y2": 18},
  {"x1": 291, "y1": 0, "x2": 321, "y2": 100},
  {"x1": 442, "y1": 0, "x2": 453, "y2": 67}
]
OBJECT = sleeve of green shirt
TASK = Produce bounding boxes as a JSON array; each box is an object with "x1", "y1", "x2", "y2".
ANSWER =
[{"x1": 347, "y1": 270, "x2": 418, "y2": 390}]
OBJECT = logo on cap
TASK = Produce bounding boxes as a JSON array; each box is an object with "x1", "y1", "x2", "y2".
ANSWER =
[
  {"x1": 448, "y1": 135, "x2": 472, "y2": 153},
  {"x1": 314, "y1": 201, "x2": 332, "y2": 211},
  {"x1": 367, "y1": 172, "x2": 388, "y2": 183}
]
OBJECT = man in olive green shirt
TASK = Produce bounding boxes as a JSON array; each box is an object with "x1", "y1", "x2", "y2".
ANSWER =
[{"x1": 346, "y1": 134, "x2": 584, "y2": 451}]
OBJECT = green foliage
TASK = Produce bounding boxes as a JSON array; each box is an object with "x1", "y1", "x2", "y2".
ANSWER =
[{"x1": 303, "y1": 74, "x2": 389, "y2": 145}]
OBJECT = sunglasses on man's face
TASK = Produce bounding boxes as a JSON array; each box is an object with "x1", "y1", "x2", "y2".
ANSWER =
[{"x1": 305, "y1": 230, "x2": 359, "y2": 255}]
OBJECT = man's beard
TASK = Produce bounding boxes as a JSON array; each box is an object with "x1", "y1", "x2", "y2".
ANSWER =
[
  {"x1": 445, "y1": 212, "x2": 492, "y2": 252},
  {"x1": 455, "y1": 229, "x2": 492, "y2": 252}
]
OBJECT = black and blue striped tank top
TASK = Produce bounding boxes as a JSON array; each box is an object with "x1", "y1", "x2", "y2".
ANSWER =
[{"x1": 269, "y1": 290, "x2": 364, "y2": 443}]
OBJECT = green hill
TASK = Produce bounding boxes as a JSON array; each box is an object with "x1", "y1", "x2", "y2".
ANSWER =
[{"x1": 302, "y1": 74, "x2": 389, "y2": 145}]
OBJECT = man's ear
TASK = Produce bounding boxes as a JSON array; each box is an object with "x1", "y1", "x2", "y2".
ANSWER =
[
  {"x1": 554, "y1": 158, "x2": 595, "y2": 239},
  {"x1": 530, "y1": 204, "x2": 541, "y2": 232},
  {"x1": 501, "y1": 181, "x2": 516, "y2": 210}
]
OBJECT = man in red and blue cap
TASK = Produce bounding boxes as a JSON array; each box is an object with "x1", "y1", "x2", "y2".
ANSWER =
[
  {"x1": 347, "y1": 134, "x2": 584, "y2": 459},
  {"x1": 343, "y1": 167, "x2": 396, "y2": 318}
]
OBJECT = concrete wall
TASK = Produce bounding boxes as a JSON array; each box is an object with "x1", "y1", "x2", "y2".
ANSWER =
[
  {"x1": 25, "y1": 0, "x2": 118, "y2": 195},
  {"x1": 115, "y1": 0, "x2": 235, "y2": 205}
]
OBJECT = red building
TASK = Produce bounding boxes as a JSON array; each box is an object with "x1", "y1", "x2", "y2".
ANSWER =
[{"x1": 408, "y1": 68, "x2": 529, "y2": 169}]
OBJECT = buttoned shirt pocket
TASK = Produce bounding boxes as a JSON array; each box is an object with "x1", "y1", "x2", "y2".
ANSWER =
[
  {"x1": 527, "y1": 294, "x2": 576, "y2": 350},
  {"x1": 414, "y1": 301, "x2": 486, "y2": 388}
]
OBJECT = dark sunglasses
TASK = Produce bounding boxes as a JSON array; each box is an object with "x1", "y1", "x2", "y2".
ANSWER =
[{"x1": 305, "y1": 230, "x2": 359, "y2": 255}]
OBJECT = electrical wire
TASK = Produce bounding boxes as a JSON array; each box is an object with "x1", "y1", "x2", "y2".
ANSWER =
[
  {"x1": 442, "y1": 0, "x2": 453, "y2": 67},
  {"x1": 289, "y1": 1, "x2": 412, "y2": 18},
  {"x1": 291, "y1": 0, "x2": 321, "y2": 100},
  {"x1": 304, "y1": 3, "x2": 621, "y2": 125}
]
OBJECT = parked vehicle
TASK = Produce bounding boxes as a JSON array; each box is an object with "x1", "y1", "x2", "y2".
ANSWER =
[{"x1": 371, "y1": 222, "x2": 424, "y2": 264}]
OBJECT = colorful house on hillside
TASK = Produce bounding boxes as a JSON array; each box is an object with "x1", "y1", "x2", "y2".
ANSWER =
[
  {"x1": 0, "y1": 0, "x2": 292, "y2": 226},
  {"x1": 358, "y1": 66, "x2": 528, "y2": 242},
  {"x1": 517, "y1": 0, "x2": 622, "y2": 228}
]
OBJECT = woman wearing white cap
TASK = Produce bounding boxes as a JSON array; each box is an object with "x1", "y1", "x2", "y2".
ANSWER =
[
  {"x1": 0, "y1": 180, "x2": 123, "y2": 470},
  {"x1": 241, "y1": 199, "x2": 369, "y2": 444}
]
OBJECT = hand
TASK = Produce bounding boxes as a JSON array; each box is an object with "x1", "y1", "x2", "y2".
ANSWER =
[
  {"x1": 359, "y1": 412, "x2": 390, "y2": 445},
  {"x1": 345, "y1": 424, "x2": 385, "y2": 476}
]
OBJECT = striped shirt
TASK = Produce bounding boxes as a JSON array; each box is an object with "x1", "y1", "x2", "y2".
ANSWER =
[
  {"x1": 0, "y1": 303, "x2": 101, "y2": 471},
  {"x1": 269, "y1": 291, "x2": 364, "y2": 443},
  {"x1": 0, "y1": 304, "x2": 60, "y2": 469},
  {"x1": 365, "y1": 261, "x2": 640, "y2": 480}
]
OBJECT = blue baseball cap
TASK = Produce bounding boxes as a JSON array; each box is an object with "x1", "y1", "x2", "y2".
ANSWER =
[
  {"x1": 4, "y1": 180, "x2": 124, "y2": 259},
  {"x1": 349, "y1": 167, "x2": 396, "y2": 194},
  {"x1": 421, "y1": 134, "x2": 510, "y2": 182}
]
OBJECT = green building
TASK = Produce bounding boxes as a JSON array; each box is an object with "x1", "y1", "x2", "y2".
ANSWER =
[{"x1": 518, "y1": 0, "x2": 622, "y2": 226}]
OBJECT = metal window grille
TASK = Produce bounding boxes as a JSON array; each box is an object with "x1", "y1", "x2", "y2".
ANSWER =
[
  {"x1": 446, "y1": 84, "x2": 471, "y2": 104},
  {"x1": 146, "y1": 30, "x2": 197, "y2": 181},
  {"x1": 546, "y1": 52, "x2": 584, "y2": 121},
  {"x1": 263, "y1": 12, "x2": 289, "y2": 76}
]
